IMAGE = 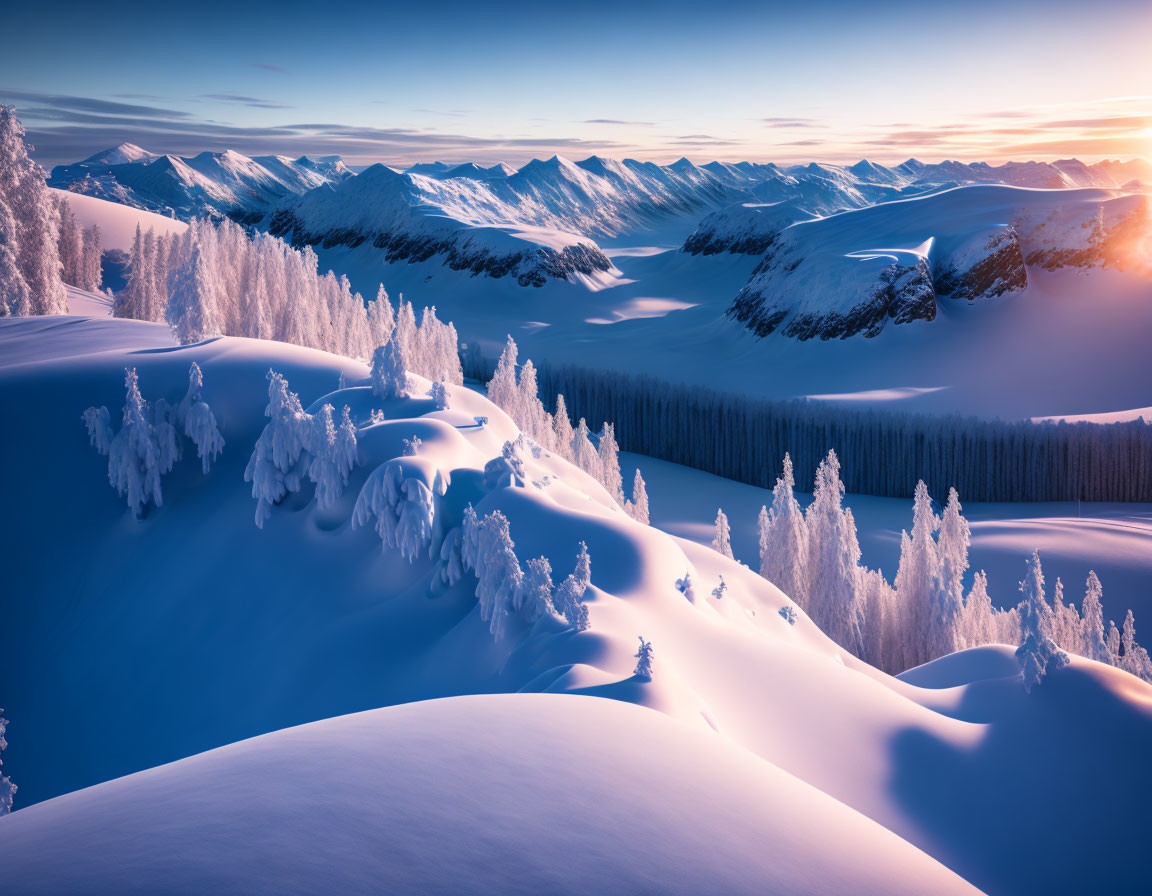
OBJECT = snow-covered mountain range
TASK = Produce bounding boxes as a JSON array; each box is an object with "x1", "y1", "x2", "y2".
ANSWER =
[
  {"x1": 48, "y1": 143, "x2": 353, "y2": 221},
  {"x1": 48, "y1": 144, "x2": 1150, "y2": 289},
  {"x1": 724, "y1": 185, "x2": 1151, "y2": 339}
]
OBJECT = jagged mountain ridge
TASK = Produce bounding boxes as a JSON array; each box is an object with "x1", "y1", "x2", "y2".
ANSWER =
[
  {"x1": 725, "y1": 185, "x2": 1151, "y2": 340},
  {"x1": 48, "y1": 143, "x2": 353, "y2": 221}
]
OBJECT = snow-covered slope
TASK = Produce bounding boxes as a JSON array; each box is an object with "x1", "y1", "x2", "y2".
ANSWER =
[
  {"x1": 50, "y1": 189, "x2": 187, "y2": 251},
  {"x1": 48, "y1": 143, "x2": 353, "y2": 221},
  {"x1": 267, "y1": 162, "x2": 619, "y2": 287},
  {"x1": 2, "y1": 310, "x2": 1152, "y2": 892},
  {"x1": 727, "y1": 185, "x2": 1151, "y2": 339},
  {"x1": 0, "y1": 694, "x2": 979, "y2": 896}
]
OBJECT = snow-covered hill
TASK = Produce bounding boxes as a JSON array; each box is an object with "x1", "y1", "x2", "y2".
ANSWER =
[
  {"x1": 726, "y1": 185, "x2": 1151, "y2": 339},
  {"x1": 2, "y1": 308, "x2": 1152, "y2": 893},
  {"x1": 0, "y1": 695, "x2": 979, "y2": 896},
  {"x1": 48, "y1": 143, "x2": 353, "y2": 221}
]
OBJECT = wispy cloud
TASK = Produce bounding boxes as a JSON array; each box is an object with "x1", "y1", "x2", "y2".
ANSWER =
[
  {"x1": 760, "y1": 117, "x2": 822, "y2": 128},
  {"x1": 0, "y1": 88, "x2": 191, "y2": 120},
  {"x1": 583, "y1": 118, "x2": 655, "y2": 127},
  {"x1": 199, "y1": 94, "x2": 295, "y2": 110},
  {"x1": 250, "y1": 62, "x2": 286, "y2": 72}
]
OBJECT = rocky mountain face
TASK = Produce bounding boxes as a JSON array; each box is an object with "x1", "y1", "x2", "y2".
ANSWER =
[{"x1": 727, "y1": 186, "x2": 1149, "y2": 340}]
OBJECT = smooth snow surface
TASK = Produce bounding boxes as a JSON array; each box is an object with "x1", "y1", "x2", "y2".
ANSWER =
[
  {"x1": 0, "y1": 695, "x2": 978, "y2": 896},
  {"x1": 3, "y1": 311, "x2": 1152, "y2": 894},
  {"x1": 53, "y1": 189, "x2": 187, "y2": 250}
]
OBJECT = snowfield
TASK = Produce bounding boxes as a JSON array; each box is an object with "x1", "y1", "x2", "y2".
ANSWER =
[{"x1": 2, "y1": 302, "x2": 1152, "y2": 893}]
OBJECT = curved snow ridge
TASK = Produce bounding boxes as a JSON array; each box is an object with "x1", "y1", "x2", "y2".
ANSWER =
[
  {"x1": 727, "y1": 185, "x2": 1150, "y2": 340},
  {"x1": 0, "y1": 694, "x2": 980, "y2": 896}
]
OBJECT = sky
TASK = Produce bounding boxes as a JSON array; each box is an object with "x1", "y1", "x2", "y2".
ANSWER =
[{"x1": 3, "y1": 0, "x2": 1150, "y2": 168}]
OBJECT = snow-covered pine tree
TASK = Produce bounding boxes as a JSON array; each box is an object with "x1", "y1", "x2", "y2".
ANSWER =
[
  {"x1": 81, "y1": 224, "x2": 103, "y2": 292},
  {"x1": 55, "y1": 193, "x2": 83, "y2": 286},
  {"x1": 486, "y1": 335, "x2": 520, "y2": 419},
  {"x1": 554, "y1": 541, "x2": 591, "y2": 631},
  {"x1": 371, "y1": 330, "x2": 408, "y2": 399},
  {"x1": 1119, "y1": 610, "x2": 1152, "y2": 680},
  {"x1": 1080, "y1": 571, "x2": 1111, "y2": 664},
  {"x1": 0, "y1": 194, "x2": 31, "y2": 316},
  {"x1": 712, "y1": 507, "x2": 733, "y2": 558},
  {"x1": 572, "y1": 418, "x2": 602, "y2": 481},
  {"x1": 597, "y1": 422, "x2": 624, "y2": 505},
  {"x1": 175, "y1": 362, "x2": 224, "y2": 474},
  {"x1": 166, "y1": 237, "x2": 223, "y2": 344},
  {"x1": 960, "y1": 570, "x2": 996, "y2": 649},
  {"x1": 628, "y1": 469, "x2": 649, "y2": 524},
  {"x1": 806, "y1": 451, "x2": 864, "y2": 657},
  {"x1": 633, "y1": 636, "x2": 654, "y2": 680},
  {"x1": 367, "y1": 284, "x2": 395, "y2": 349},
  {"x1": 0, "y1": 708, "x2": 14, "y2": 815},
  {"x1": 894, "y1": 481, "x2": 945, "y2": 669},
  {"x1": 518, "y1": 556, "x2": 556, "y2": 622},
  {"x1": 759, "y1": 453, "x2": 809, "y2": 609},
  {"x1": 1016, "y1": 550, "x2": 1069, "y2": 692},
  {"x1": 428, "y1": 379, "x2": 449, "y2": 410},
  {"x1": 551, "y1": 394, "x2": 575, "y2": 461},
  {"x1": 518, "y1": 359, "x2": 551, "y2": 446},
  {"x1": 0, "y1": 107, "x2": 66, "y2": 315},
  {"x1": 937, "y1": 487, "x2": 970, "y2": 644},
  {"x1": 711, "y1": 575, "x2": 727, "y2": 600},
  {"x1": 675, "y1": 571, "x2": 696, "y2": 603},
  {"x1": 474, "y1": 510, "x2": 523, "y2": 639},
  {"x1": 105, "y1": 368, "x2": 165, "y2": 517},
  {"x1": 244, "y1": 370, "x2": 313, "y2": 527}
]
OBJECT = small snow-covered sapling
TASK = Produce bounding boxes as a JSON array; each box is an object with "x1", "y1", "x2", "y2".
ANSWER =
[
  {"x1": 779, "y1": 605, "x2": 797, "y2": 625},
  {"x1": 633, "y1": 636, "x2": 654, "y2": 680},
  {"x1": 711, "y1": 575, "x2": 727, "y2": 600}
]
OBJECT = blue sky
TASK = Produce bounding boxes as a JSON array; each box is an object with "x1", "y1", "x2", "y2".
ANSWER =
[{"x1": 3, "y1": 0, "x2": 1149, "y2": 166}]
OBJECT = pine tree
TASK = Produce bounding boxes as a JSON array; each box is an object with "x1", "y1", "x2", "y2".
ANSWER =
[
  {"x1": 1080, "y1": 571, "x2": 1110, "y2": 664},
  {"x1": 712, "y1": 507, "x2": 733, "y2": 558},
  {"x1": 633, "y1": 636, "x2": 654, "y2": 680},
  {"x1": 0, "y1": 194, "x2": 30, "y2": 316},
  {"x1": 81, "y1": 224, "x2": 103, "y2": 291},
  {"x1": 628, "y1": 469, "x2": 649, "y2": 524},
  {"x1": 806, "y1": 451, "x2": 864, "y2": 657},
  {"x1": 428, "y1": 379, "x2": 449, "y2": 410},
  {"x1": 371, "y1": 331, "x2": 408, "y2": 399},
  {"x1": 166, "y1": 238, "x2": 223, "y2": 343},
  {"x1": 0, "y1": 107, "x2": 66, "y2": 315},
  {"x1": 519, "y1": 556, "x2": 556, "y2": 622},
  {"x1": 367, "y1": 284, "x2": 395, "y2": 348},
  {"x1": 55, "y1": 194, "x2": 83, "y2": 286},
  {"x1": 0, "y1": 708, "x2": 14, "y2": 815},
  {"x1": 597, "y1": 422, "x2": 624, "y2": 505},
  {"x1": 1016, "y1": 550, "x2": 1069, "y2": 692},
  {"x1": 554, "y1": 541, "x2": 591, "y2": 631},
  {"x1": 572, "y1": 418, "x2": 602, "y2": 481},
  {"x1": 759, "y1": 454, "x2": 809, "y2": 609},
  {"x1": 961, "y1": 570, "x2": 996, "y2": 649},
  {"x1": 105, "y1": 368, "x2": 165, "y2": 517},
  {"x1": 244, "y1": 370, "x2": 313, "y2": 527},
  {"x1": 895, "y1": 481, "x2": 944, "y2": 669},
  {"x1": 552, "y1": 394, "x2": 575, "y2": 460},
  {"x1": 177, "y1": 361, "x2": 224, "y2": 474},
  {"x1": 487, "y1": 335, "x2": 519, "y2": 417}
]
